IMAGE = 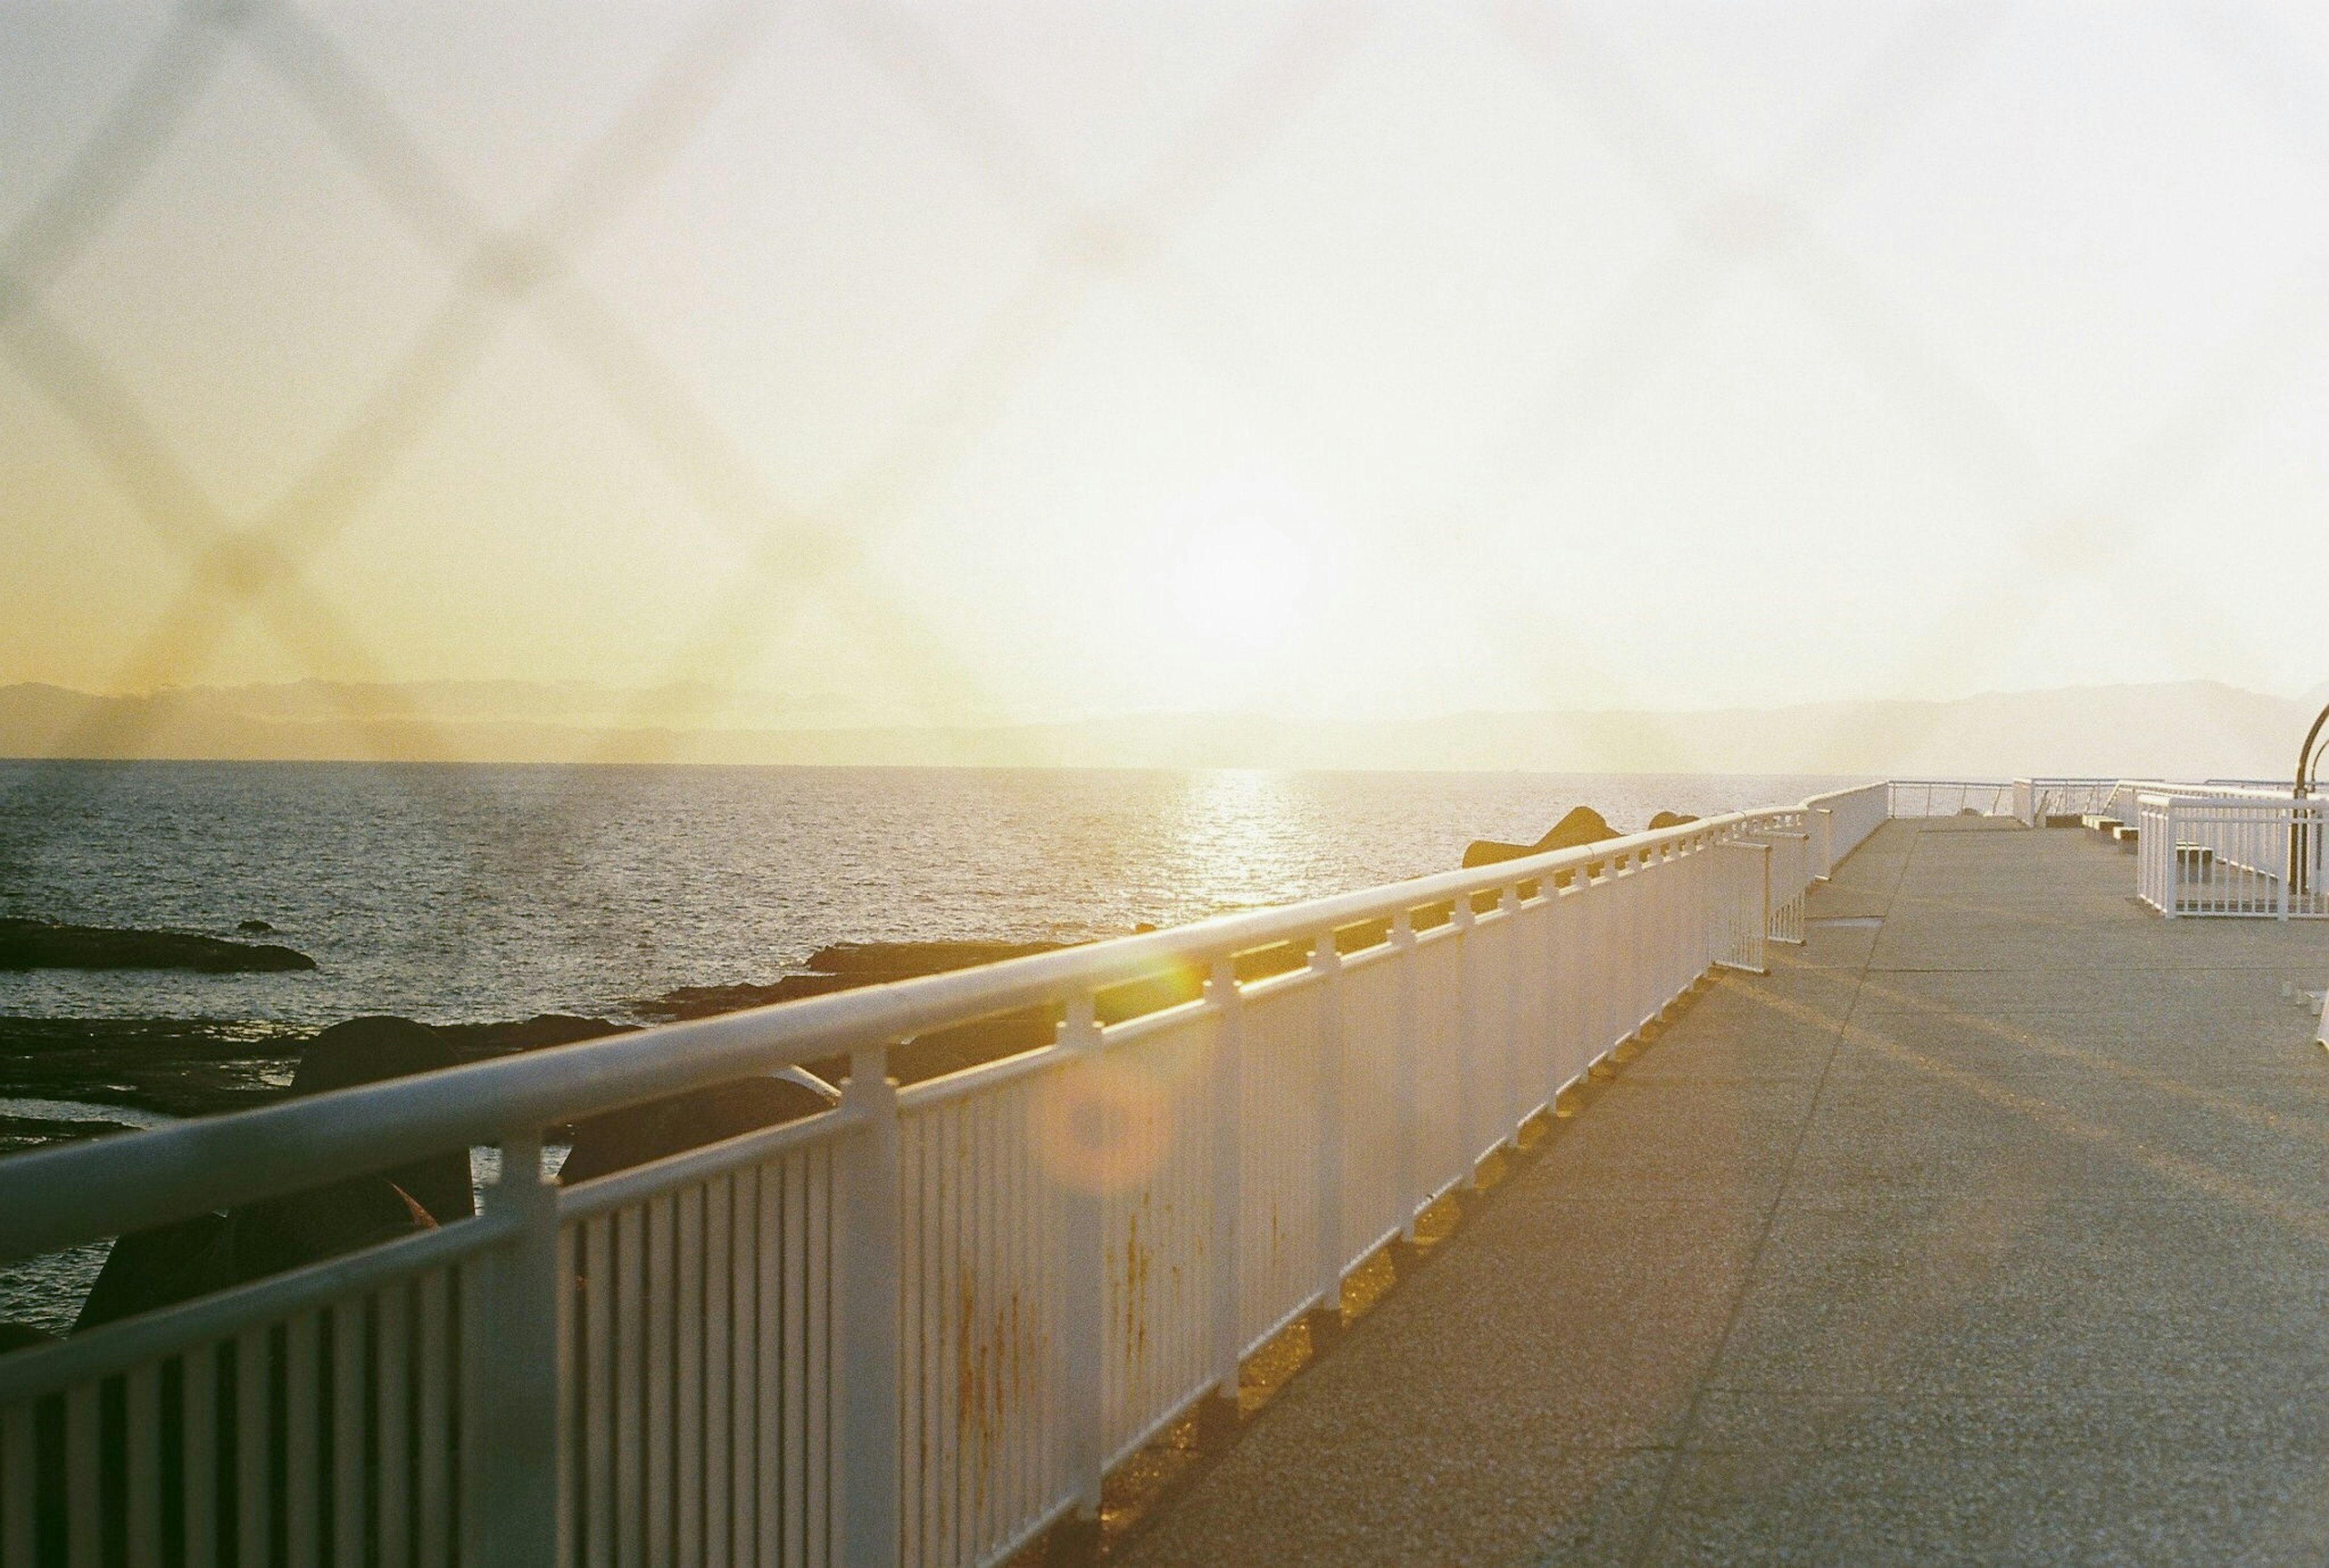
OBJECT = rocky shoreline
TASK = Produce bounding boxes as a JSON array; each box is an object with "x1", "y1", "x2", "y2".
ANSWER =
[
  {"x1": 0, "y1": 940, "x2": 1083, "y2": 1147},
  {"x1": 0, "y1": 917, "x2": 315, "y2": 973}
]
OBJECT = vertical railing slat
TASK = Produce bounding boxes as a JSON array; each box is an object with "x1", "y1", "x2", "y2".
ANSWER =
[
  {"x1": 377, "y1": 1288, "x2": 407, "y2": 1568},
  {"x1": 235, "y1": 1325, "x2": 267, "y2": 1568},
  {"x1": 185, "y1": 1345, "x2": 218, "y2": 1568},
  {"x1": 127, "y1": 1361, "x2": 162, "y2": 1568},
  {"x1": 1, "y1": 1401, "x2": 33, "y2": 1568},
  {"x1": 330, "y1": 1304, "x2": 364, "y2": 1568}
]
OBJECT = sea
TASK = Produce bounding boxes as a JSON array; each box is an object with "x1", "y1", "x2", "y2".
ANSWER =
[
  {"x1": 0, "y1": 761, "x2": 1853, "y2": 1028},
  {"x1": 0, "y1": 760, "x2": 1852, "y2": 1332}
]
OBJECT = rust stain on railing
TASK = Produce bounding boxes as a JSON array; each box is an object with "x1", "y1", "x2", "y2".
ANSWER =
[{"x1": 955, "y1": 1262, "x2": 1041, "y2": 1520}]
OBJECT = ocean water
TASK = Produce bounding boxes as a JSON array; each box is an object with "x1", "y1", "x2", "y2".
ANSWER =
[{"x1": 0, "y1": 762, "x2": 1855, "y2": 1028}]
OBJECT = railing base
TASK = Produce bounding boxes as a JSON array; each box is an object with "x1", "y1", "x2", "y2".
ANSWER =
[
  {"x1": 1195, "y1": 1390, "x2": 1242, "y2": 1450},
  {"x1": 1045, "y1": 1511, "x2": 1104, "y2": 1568}
]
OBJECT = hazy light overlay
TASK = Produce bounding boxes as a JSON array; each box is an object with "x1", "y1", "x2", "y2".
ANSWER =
[{"x1": 4, "y1": 1, "x2": 2327, "y2": 752}]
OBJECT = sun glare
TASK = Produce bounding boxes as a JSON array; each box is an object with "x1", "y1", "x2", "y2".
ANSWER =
[{"x1": 1129, "y1": 474, "x2": 1334, "y2": 706}]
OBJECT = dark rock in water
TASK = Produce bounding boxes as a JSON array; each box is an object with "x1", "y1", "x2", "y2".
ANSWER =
[
  {"x1": 293, "y1": 1016, "x2": 455, "y2": 1094},
  {"x1": 635, "y1": 940, "x2": 1075, "y2": 1089},
  {"x1": 636, "y1": 941, "x2": 1070, "y2": 1025},
  {"x1": 227, "y1": 1176, "x2": 435, "y2": 1280},
  {"x1": 292, "y1": 1016, "x2": 475, "y2": 1223},
  {"x1": 1462, "y1": 805, "x2": 1618, "y2": 868},
  {"x1": 1648, "y1": 811, "x2": 1700, "y2": 829},
  {"x1": 560, "y1": 1073, "x2": 839, "y2": 1186},
  {"x1": 436, "y1": 1013, "x2": 635, "y2": 1059},
  {"x1": 0, "y1": 1321, "x2": 58, "y2": 1355},
  {"x1": 73, "y1": 1213, "x2": 233, "y2": 1332},
  {"x1": 236, "y1": 918, "x2": 275, "y2": 934},
  {"x1": 0, "y1": 1013, "x2": 636, "y2": 1128},
  {"x1": 74, "y1": 1180, "x2": 432, "y2": 1334},
  {"x1": 72, "y1": 1016, "x2": 465, "y2": 1334},
  {"x1": 0, "y1": 1016, "x2": 303, "y2": 1121},
  {"x1": 0, "y1": 918, "x2": 315, "y2": 973},
  {"x1": 0, "y1": 1113, "x2": 143, "y2": 1145}
]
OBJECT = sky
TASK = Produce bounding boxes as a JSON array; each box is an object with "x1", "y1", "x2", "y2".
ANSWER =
[{"x1": 3, "y1": 1, "x2": 2327, "y2": 730}]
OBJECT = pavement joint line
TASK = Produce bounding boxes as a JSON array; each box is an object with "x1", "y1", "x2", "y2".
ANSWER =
[{"x1": 1619, "y1": 819, "x2": 1924, "y2": 1568}]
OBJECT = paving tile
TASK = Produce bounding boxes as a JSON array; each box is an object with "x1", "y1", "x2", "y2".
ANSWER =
[
  {"x1": 1642, "y1": 1447, "x2": 2329, "y2": 1567},
  {"x1": 1125, "y1": 1441, "x2": 1669, "y2": 1568},
  {"x1": 1709, "y1": 1196, "x2": 2329, "y2": 1398}
]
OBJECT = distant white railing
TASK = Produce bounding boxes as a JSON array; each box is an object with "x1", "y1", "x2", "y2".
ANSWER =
[
  {"x1": 2136, "y1": 792, "x2": 2329, "y2": 920},
  {"x1": 2013, "y1": 777, "x2": 2126, "y2": 826},
  {"x1": 1887, "y1": 779, "x2": 2015, "y2": 819},
  {"x1": 0, "y1": 783, "x2": 1890, "y2": 1568}
]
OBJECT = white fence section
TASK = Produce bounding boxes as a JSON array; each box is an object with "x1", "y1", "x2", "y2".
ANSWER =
[
  {"x1": 2136, "y1": 792, "x2": 2329, "y2": 920},
  {"x1": 0, "y1": 784, "x2": 1890, "y2": 1568},
  {"x1": 1816, "y1": 783, "x2": 1891, "y2": 878},
  {"x1": 1888, "y1": 779, "x2": 2015, "y2": 819},
  {"x1": 2014, "y1": 777, "x2": 2126, "y2": 826}
]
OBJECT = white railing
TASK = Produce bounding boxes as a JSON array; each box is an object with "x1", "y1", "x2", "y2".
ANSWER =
[
  {"x1": 1887, "y1": 779, "x2": 2015, "y2": 819},
  {"x1": 2136, "y1": 792, "x2": 2329, "y2": 920},
  {"x1": 0, "y1": 785, "x2": 1887, "y2": 1568},
  {"x1": 2013, "y1": 777, "x2": 2126, "y2": 826},
  {"x1": 1815, "y1": 781, "x2": 1892, "y2": 876}
]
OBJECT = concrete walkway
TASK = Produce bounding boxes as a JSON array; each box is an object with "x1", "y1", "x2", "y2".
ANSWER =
[{"x1": 1118, "y1": 820, "x2": 2329, "y2": 1567}]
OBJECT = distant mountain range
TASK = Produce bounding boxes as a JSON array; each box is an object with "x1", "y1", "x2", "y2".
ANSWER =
[{"x1": 2, "y1": 678, "x2": 2323, "y2": 780}]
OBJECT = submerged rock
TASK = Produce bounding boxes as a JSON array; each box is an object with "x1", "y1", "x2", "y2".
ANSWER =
[
  {"x1": 1462, "y1": 805, "x2": 1618, "y2": 868},
  {"x1": 0, "y1": 1017, "x2": 300, "y2": 1121},
  {"x1": 0, "y1": 918, "x2": 315, "y2": 973}
]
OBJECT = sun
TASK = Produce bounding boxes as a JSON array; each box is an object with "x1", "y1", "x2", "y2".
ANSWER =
[{"x1": 1129, "y1": 474, "x2": 1335, "y2": 705}]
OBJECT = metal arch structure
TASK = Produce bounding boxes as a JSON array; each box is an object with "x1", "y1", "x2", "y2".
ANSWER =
[
  {"x1": 2298, "y1": 700, "x2": 2329, "y2": 799},
  {"x1": 2291, "y1": 700, "x2": 2329, "y2": 899}
]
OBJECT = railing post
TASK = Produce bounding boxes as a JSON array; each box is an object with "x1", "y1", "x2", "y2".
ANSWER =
[
  {"x1": 1813, "y1": 808, "x2": 1835, "y2": 881},
  {"x1": 838, "y1": 1046, "x2": 902, "y2": 1568},
  {"x1": 1541, "y1": 874, "x2": 1567, "y2": 1111},
  {"x1": 1057, "y1": 996, "x2": 1107, "y2": 1544},
  {"x1": 1451, "y1": 894, "x2": 1480, "y2": 1184},
  {"x1": 1497, "y1": 883, "x2": 1525, "y2": 1138},
  {"x1": 1202, "y1": 955, "x2": 1243, "y2": 1435},
  {"x1": 1390, "y1": 909, "x2": 1421, "y2": 1243},
  {"x1": 2280, "y1": 808, "x2": 2293, "y2": 921},
  {"x1": 2163, "y1": 803, "x2": 2180, "y2": 920},
  {"x1": 470, "y1": 1131, "x2": 565, "y2": 1568},
  {"x1": 1310, "y1": 930, "x2": 1346, "y2": 1321}
]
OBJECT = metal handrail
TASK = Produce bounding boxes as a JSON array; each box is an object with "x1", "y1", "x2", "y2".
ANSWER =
[{"x1": 0, "y1": 784, "x2": 1878, "y2": 1264}]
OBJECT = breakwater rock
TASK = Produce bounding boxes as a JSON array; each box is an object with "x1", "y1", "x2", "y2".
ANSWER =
[
  {"x1": 0, "y1": 917, "x2": 315, "y2": 973},
  {"x1": 1462, "y1": 805, "x2": 1619, "y2": 868},
  {"x1": 637, "y1": 941, "x2": 1076, "y2": 1088},
  {"x1": 1461, "y1": 805, "x2": 1705, "y2": 870}
]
